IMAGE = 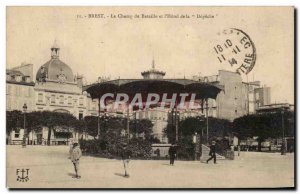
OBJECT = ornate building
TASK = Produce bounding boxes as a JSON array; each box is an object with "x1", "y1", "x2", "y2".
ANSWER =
[
  {"x1": 34, "y1": 42, "x2": 89, "y2": 119},
  {"x1": 7, "y1": 42, "x2": 97, "y2": 145}
]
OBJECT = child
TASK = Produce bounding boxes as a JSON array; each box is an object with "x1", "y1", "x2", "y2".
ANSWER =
[
  {"x1": 70, "y1": 141, "x2": 82, "y2": 179},
  {"x1": 121, "y1": 143, "x2": 131, "y2": 177}
]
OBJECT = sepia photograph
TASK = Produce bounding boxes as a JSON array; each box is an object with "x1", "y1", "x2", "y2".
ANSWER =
[{"x1": 5, "y1": 6, "x2": 295, "y2": 189}]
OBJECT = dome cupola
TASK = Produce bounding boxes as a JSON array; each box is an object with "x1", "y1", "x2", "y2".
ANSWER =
[{"x1": 36, "y1": 41, "x2": 74, "y2": 83}]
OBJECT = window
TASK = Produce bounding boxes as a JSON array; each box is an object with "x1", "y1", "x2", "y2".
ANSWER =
[
  {"x1": 15, "y1": 86, "x2": 20, "y2": 96},
  {"x1": 6, "y1": 85, "x2": 11, "y2": 95},
  {"x1": 6, "y1": 98, "x2": 11, "y2": 110},
  {"x1": 79, "y1": 113, "x2": 83, "y2": 120},
  {"x1": 79, "y1": 97, "x2": 84, "y2": 106},
  {"x1": 25, "y1": 87, "x2": 30, "y2": 97},
  {"x1": 51, "y1": 95, "x2": 55, "y2": 103},
  {"x1": 68, "y1": 96, "x2": 72, "y2": 105},
  {"x1": 145, "y1": 111, "x2": 149, "y2": 119},
  {"x1": 92, "y1": 99, "x2": 97, "y2": 110},
  {"x1": 15, "y1": 132, "x2": 20, "y2": 138},
  {"x1": 255, "y1": 92, "x2": 259, "y2": 100},
  {"x1": 38, "y1": 93, "x2": 43, "y2": 102},
  {"x1": 16, "y1": 75, "x2": 22, "y2": 82},
  {"x1": 59, "y1": 95, "x2": 64, "y2": 104},
  {"x1": 25, "y1": 77, "x2": 30, "y2": 83}
]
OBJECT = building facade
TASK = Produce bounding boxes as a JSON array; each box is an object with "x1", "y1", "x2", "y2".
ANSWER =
[
  {"x1": 6, "y1": 43, "x2": 96, "y2": 145},
  {"x1": 200, "y1": 70, "x2": 272, "y2": 121}
]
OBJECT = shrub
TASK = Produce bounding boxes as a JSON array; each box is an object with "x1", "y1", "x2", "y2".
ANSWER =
[{"x1": 79, "y1": 137, "x2": 152, "y2": 159}]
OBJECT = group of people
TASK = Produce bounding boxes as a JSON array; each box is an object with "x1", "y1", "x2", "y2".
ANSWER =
[
  {"x1": 68, "y1": 140, "x2": 218, "y2": 179},
  {"x1": 168, "y1": 141, "x2": 217, "y2": 166}
]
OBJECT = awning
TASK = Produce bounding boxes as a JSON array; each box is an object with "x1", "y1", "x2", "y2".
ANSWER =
[{"x1": 53, "y1": 126, "x2": 74, "y2": 133}]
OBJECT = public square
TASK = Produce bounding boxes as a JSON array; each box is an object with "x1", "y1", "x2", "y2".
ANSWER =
[{"x1": 6, "y1": 145, "x2": 294, "y2": 188}]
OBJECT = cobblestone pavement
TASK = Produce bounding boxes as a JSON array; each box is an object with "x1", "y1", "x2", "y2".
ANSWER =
[{"x1": 6, "y1": 145, "x2": 294, "y2": 188}]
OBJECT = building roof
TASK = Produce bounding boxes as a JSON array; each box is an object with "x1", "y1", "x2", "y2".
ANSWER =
[
  {"x1": 83, "y1": 78, "x2": 224, "y2": 100},
  {"x1": 36, "y1": 41, "x2": 74, "y2": 83},
  {"x1": 141, "y1": 58, "x2": 166, "y2": 77},
  {"x1": 36, "y1": 58, "x2": 74, "y2": 82},
  {"x1": 6, "y1": 69, "x2": 24, "y2": 76}
]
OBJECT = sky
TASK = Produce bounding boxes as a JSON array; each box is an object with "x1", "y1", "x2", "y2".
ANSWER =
[{"x1": 6, "y1": 7, "x2": 294, "y2": 104}]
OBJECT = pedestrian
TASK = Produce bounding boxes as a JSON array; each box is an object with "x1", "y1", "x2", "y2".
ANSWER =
[
  {"x1": 155, "y1": 148, "x2": 160, "y2": 158},
  {"x1": 168, "y1": 144, "x2": 177, "y2": 166},
  {"x1": 121, "y1": 143, "x2": 131, "y2": 177},
  {"x1": 70, "y1": 141, "x2": 82, "y2": 179},
  {"x1": 206, "y1": 141, "x2": 217, "y2": 164}
]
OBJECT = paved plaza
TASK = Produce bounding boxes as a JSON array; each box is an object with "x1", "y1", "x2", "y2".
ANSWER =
[{"x1": 6, "y1": 145, "x2": 294, "y2": 188}]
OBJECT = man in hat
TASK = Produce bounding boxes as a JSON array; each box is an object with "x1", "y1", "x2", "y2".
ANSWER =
[
  {"x1": 121, "y1": 143, "x2": 131, "y2": 177},
  {"x1": 206, "y1": 141, "x2": 217, "y2": 164},
  {"x1": 70, "y1": 140, "x2": 82, "y2": 179},
  {"x1": 168, "y1": 144, "x2": 177, "y2": 166}
]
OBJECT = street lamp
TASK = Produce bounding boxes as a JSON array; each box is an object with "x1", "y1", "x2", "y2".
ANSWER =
[
  {"x1": 205, "y1": 99, "x2": 209, "y2": 145},
  {"x1": 281, "y1": 108, "x2": 286, "y2": 155},
  {"x1": 172, "y1": 109, "x2": 179, "y2": 143},
  {"x1": 196, "y1": 116, "x2": 204, "y2": 143},
  {"x1": 193, "y1": 132, "x2": 198, "y2": 161},
  {"x1": 97, "y1": 98, "x2": 101, "y2": 139},
  {"x1": 22, "y1": 103, "x2": 27, "y2": 148}
]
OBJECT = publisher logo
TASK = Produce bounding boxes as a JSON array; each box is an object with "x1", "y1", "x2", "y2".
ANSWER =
[{"x1": 16, "y1": 169, "x2": 30, "y2": 182}]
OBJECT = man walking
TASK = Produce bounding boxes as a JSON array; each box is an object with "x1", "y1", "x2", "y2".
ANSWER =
[
  {"x1": 168, "y1": 144, "x2": 177, "y2": 166},
  {"x1": 70, "y1": 141, "x2": 82, "y2": 179},
  {"x1": 121, "y1": 143, "x2": 131, "y2": 177},
  {"x1": 206, "y1": 141, "x2": 217, "y2": 164}
]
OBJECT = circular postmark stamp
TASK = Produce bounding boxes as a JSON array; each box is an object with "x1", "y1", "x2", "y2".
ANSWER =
[{"x1": 213, "y1": 28, "x2": 256, "y2": 75}]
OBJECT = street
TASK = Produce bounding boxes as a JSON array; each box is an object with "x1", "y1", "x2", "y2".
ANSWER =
[{"x1": 6, "y1": 145, "x2": 294, "y2": 188}]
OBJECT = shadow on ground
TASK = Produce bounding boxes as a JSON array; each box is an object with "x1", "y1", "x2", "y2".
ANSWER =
[
  {"x1": 67, "y1": 172, "x2": 76, "y2": 177},
  {"x1": 114, "y1": 173, "x2": 126, "y2": 177}
]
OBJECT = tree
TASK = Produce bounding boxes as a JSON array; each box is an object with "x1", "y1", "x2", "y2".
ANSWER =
[
  {"x1": 163, "y1": 123, "x2": 176, "y2": 144},
  {"x1": 207, "y1": 117, "x2": 232, "y2": 141},
  {"x1": 6, "y1": 110, "x2": 23, "y2": 135},
  {"x1": 25, "y1": 111, "x2": 80, "y2": 145},
  {"x1": 83, "y1": 116, "x2": 98, "y2": 138},
  {"x1": 130, "y1": 119, "x2": 154, "y2": 139},
  {"x1": 164, "y1": 116, "x2": 231, "y2": 144},
  {"x1": 79, "y1": 117, "x2": 155, "y2": 159},
  {"x1": 233, "y1": 111, "x2": 295, "y2": 151}
]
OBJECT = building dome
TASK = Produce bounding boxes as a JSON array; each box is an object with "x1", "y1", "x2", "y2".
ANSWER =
[{"x1": 36, "y1": 42, "x2": 74, "y2": 83}]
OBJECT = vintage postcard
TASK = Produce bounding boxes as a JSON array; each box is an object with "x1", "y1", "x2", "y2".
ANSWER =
[{"x1": 6, "y1": 6, "x2": 294, "y2": 189}]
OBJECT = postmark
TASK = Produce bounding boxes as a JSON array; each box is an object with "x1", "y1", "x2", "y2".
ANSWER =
[{"x1": 213, "y1": 28, "x2": 256, "y2": 75}]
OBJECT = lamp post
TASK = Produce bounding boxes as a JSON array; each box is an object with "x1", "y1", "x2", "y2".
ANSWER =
[
  {"x1": 22, "y1": 103, "x2": 27, "y2": 148},
  {"x1": 127, "y1": 105, "x2": 130, "y2": 143},
  {"x1": 97, "y1": 98, "x2": 101, "y2": 139},
  {"x1": 205, "y1": 99, "x2": 209, "y2": 145},
  {"x1": 172, "y1": 109, "x2": 179, "y2": 143},
  {"x1": 193, "y1": 132, "x2": 197, "y2": 161},
  {"x1": 174, "y1": 110, "x2": 178, "y2": 143},
  {"x1": 281, "y1": 108, "x2": 286, "y2": 155}
]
